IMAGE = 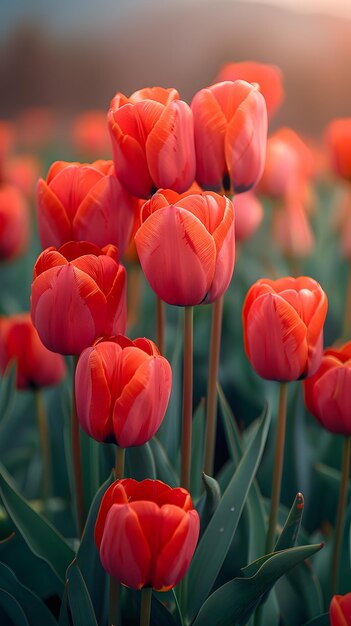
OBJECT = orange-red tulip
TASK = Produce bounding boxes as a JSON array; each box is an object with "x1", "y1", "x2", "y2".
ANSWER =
[
  {"x1": 191, "y1": 80, "x2": 267, "y2": 194},
  {"x1": 108, "y1": 87, "x2": 196, "y2": 198},
  {"x1": 0, "y1": 313, "x2": 66, "y2": 390},
  {"x1": 325, "y1": 118, "x2": 351, "y2": 181},
  {"x1": 243, "y1": 276, "x2": 328, "y2": 381},
  {"x1": 95, "y1": 478, "x2": 200, "y2": 591},
  {"x1": 36, "y1": 160, "x2": 136, "y2": 255},
  {"x1": 304, "y1": 342, "x2": 351, "y2": 435},
  {"x1": 75, "y1": 336, "x2": 172, "y2": 447},
  {"x1": 215, "y1": 61, "x2": 284, "y2": 119},
  {"x1": 234, "y1": 191, "x2": 263, "y2": 243},
  {"x1": 31, "y1": 242, "x2": 126, "y2": 355},
  {"x1": 0, "y1": 185, "x2": 31, "y2": 261},
  {"x1": 135, "y1": 189, "x2": 235, "y2": 306},
  {"x1": 330, "y1": 593, "x2": 351, "y2": 626},
  {"x1": 5, "y1": 154, "x2": 42, "y2": 198},
  {"x1": 71, "y1": 110, "x2": 111, "y2": 157},
  {"x1": 271, "y1": 195, "x2": 314, "y2": 260}
]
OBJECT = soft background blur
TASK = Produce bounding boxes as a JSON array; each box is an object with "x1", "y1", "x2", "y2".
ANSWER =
[{"x1": 1, "y1": 0, "x2": 350, "y2": 136}]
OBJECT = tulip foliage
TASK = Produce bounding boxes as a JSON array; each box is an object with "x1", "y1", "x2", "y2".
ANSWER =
[{"x1": 0, "y1": 69, "x2": 350, "y2": 626}]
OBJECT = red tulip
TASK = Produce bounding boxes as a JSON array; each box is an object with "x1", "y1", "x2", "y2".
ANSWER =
[
  {"x1": 0, "y1": 313, "x2": 66, "y2": 390},
  {"x1": 0, "y1": 185, "x2": 31, "y2": 261},
  {"x1": 215, "y1": 61, "x2": 284, "y2": 119},
  {"x1": 330, "y1": 593, "x2": 351, "y2": 626},
  {"x1": 36, "y1": 160, "x2": 136, "y2": 255},
  {"x1": 108, "y1": 87, "x2": 196, "y2": 198},
  {"x1": 75, "y1": 335, "x2": 172, "y2": 447},
  {"x1": 242, "y1": 276, "x2": 328, "y2": 381},
  {"x1": 71, "y1": 110, "x2": 111, "y2": 157},
  {"x1": 135, "y1": 189, "x2": 235, "y2": 306},
  {"x1": 191, "y1": 80, "x2": 267, "y2": 194},
  {"x1": 95, "y1": 478, "x2": 200, "y2": 591},
  {"x1": 325, "y1": 118, "x2": 351, "y2": 182},
  {"x1": 31, "y1": 241, "x2": 126, "y2": 355},
  {"x1": 234, "y1": 191, "x2": 263, "y2": 243},
  {"x1": 5, "y1": 154, "x2": 42, "y2": 198},
  {"x1": 304, "y1": 342, "x2": 351, "y2": 435}
]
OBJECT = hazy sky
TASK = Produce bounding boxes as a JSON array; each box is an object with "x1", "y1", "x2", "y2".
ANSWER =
[{"x1": 1, "y1": 0, "x2": 350, "y2": 38}]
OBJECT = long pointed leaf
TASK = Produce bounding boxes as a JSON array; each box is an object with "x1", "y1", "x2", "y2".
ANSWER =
[
  {"x1": 186, "y1": 402, "x2": 271, "y2": 623},
  {"x1": 192, "y1": 543, "x2": 323, "y2": 626},
  {"x1": 66, "y1": 559, "x2": 98, "y2": 626},
  {"x1": 0, "y1": 463, "x2": 74, "y2": 583}
]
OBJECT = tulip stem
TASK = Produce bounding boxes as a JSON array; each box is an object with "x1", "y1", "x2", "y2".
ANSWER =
[
  {"x1": 115, "y1": 446, "x2": 125, "y2": 479},
  {"x1": 204, "y1": 295, "x2": 224, "y2": 477},
  {"x1": 34, "y1": 389, "x2": 51, "y2": 502},
  {"x1": 156, "y1": 296, "x2": 165, "y2": 356},
  {"x1": 265, "y1": 381, "x2": 288, "y2": 554},
  {"x1": 109, "y1": 577, "x2": 121, "y2": 626},
  {"x1": 181, "y1": 306, "x2": 193, "y2": 491},
  {"x1": 331, "y1": 435, "x2": 351, "y2": 596},
  {"x1": 71, "y1": 356, "x2": 85, "y2": 537},
  {"x1": 127, "y1": 263, "x2": 143, "y2": 332},
  {"x1": 140, "y1": 587, "x2": 152, "y2": 626}
]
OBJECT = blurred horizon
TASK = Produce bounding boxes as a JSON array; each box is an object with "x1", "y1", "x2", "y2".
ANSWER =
[{"x1": 1, "y1": 0, "x2": 350, "y2": 137}]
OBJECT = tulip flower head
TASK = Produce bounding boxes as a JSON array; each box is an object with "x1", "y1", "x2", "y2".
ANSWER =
[
  {"x1": 234, "y1": 190, "x2": 263, "y2": 243},
  {"x1": 330, "y1": 592, "x2": 351, "y2": 626},
  {"x1": 215, "y1": 60, "x2": 284, "y2": 119},
  {"x1": 325, "y1": 118, "x2": 351, "y2": 182},
  {"x1": 95, "y1": 478, "x2": 200, "y2": 591},
  {"x1": 0, "y1": 313, "x2": 66, "y2": 390},
  {"x1": 0, "y1": 185, "x2": 31, "y2": 261},
  {"x1": 71, "y1": 110, "x2": 111, "y2": 157},
  {"x1": 191, "y1": 80, "x2": 267, "y2": 194},
  {"x1": 31, "y1": 241, "x2": 126, "y2": 355},
  {"x1": 108, "y1": 87, "x2": 196, "y2": 198},
  {"x1": 243, "y1": 276, "x2": 328, "y2": 382},
  {"x1": 135, "y1": 189, "x2": 235, "y2": 306},
  {"x1": 304, "y1": 341, "x2": 351, "y2": 436},
  {"x1": 75, "y1": 335, "x2": 172, "y2": 447},
  {"x1": 36, "y1": 159, "x2": 136, "y2": 255}
]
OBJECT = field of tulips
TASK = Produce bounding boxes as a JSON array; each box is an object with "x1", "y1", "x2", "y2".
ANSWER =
[{"x1": 1, "y1": 62, "x2": 351, "y2": 626}]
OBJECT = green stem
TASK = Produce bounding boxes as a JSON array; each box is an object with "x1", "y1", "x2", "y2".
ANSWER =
[
  {"x1": 34, "y1": 389, "x2": 51, "y2": 502},
  {"x1": 72, "y1": 356, "x2": 85, "y2": 537},
  {"x1": 204, "y1": 295, "x2": 224, "y2": 476},
  {"x1": 331, "y1": 435, "x2": 351, "y2": 595},
  {"x1": 140, "y1": 588, "x2": 152, "y2": 626},
  {"x1": 109, "y1": 577, "x2": 121, "y2": 626},
  {"x1": 265, "y1": 382, "x2": 288, "y2": 554},
  {"x1": 156, "y1": 296, "x2": 165, "y2": 356},
  {"x1": 181, "y1": 306, "x2": 193, "y2": 491},
  {"x1": 115, "y1": 446, "x2": 125, "y2": 479}
]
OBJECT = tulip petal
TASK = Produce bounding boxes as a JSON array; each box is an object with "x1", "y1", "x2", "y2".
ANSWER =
[
  {"x1": 313, "y1": 367, "x2": 351, "y2": 434},
  {"x1": 113, "y1": 353, "x2": 171, "y2": 447},
  {"x1": 191, "y1": 88, "x2": 227, "y2": 190},
  {"x1": 31, "y1": 265, "x2": 106, "y2": 354},
  {"x1": 153, "y1": 507, "x2": 199, "y2": 591},
  {"x1": 245, "y1": 293, "x2": 308, "y2": 381},
  {"x1": 36, "y1": 179, "x2": 72, "y2": 248},
  {"x1": 135, "y1": 205, "x2": 216, "y2": 305},
  {"x1": 146, "y1": 101, "x2": 195, "y2": 192},
  {"x1": 99, "y1": 503, "x2": 153, "y2": 589},
  {"x1": 49, "y1": 165, "x2": 103, "y2": 221}
]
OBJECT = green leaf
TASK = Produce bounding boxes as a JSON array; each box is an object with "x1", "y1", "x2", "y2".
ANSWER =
[
  {"x1": 0, "y1": 562, "x2": 57, "y2": 626},
  {"x1": 0, "y1": 588, "x2": 29, "y2": 626},
  {"x1": 66, "y1": 559, "x2": 98, "y2": 626},
  {"x1": 149, "y1": 437, "x2": 178, "y2": 487},
  {"x1": 81, "y1": 430, "x2": 101, "y2": 512},
  {"x1": 199, "y1": 473, "x2": 221, "y2": 532},
  {"x1": 0, "y1": 362, "x2": 16, "y2": 426},
  {"x1": 275, "y1": 492, "x2": 304, "y2": 552},
  {"x1": 77, "y1": 473, "x2": 114, "y2": 625},
  {"x1": 126, "y1": 442, "x2": 156, "y2": 481},
  {"x1": 192, "y1": 544, "x2": 323, "y2": 626},
  {"x1": 0, "y1": 463, "x2": 74, "y2": 583},
  {"x1": 302, "y1": 614, "x2": 330, "y2": 626},
  {"x1": 285, "y1": 560, "x2": 323, "y2": 622},
  {"x1": 218, "y1": 386, "x2": 267, "y2": 561},
  {"x1": 186, "y1": 402, "x2": 271, "y2": 623}
]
